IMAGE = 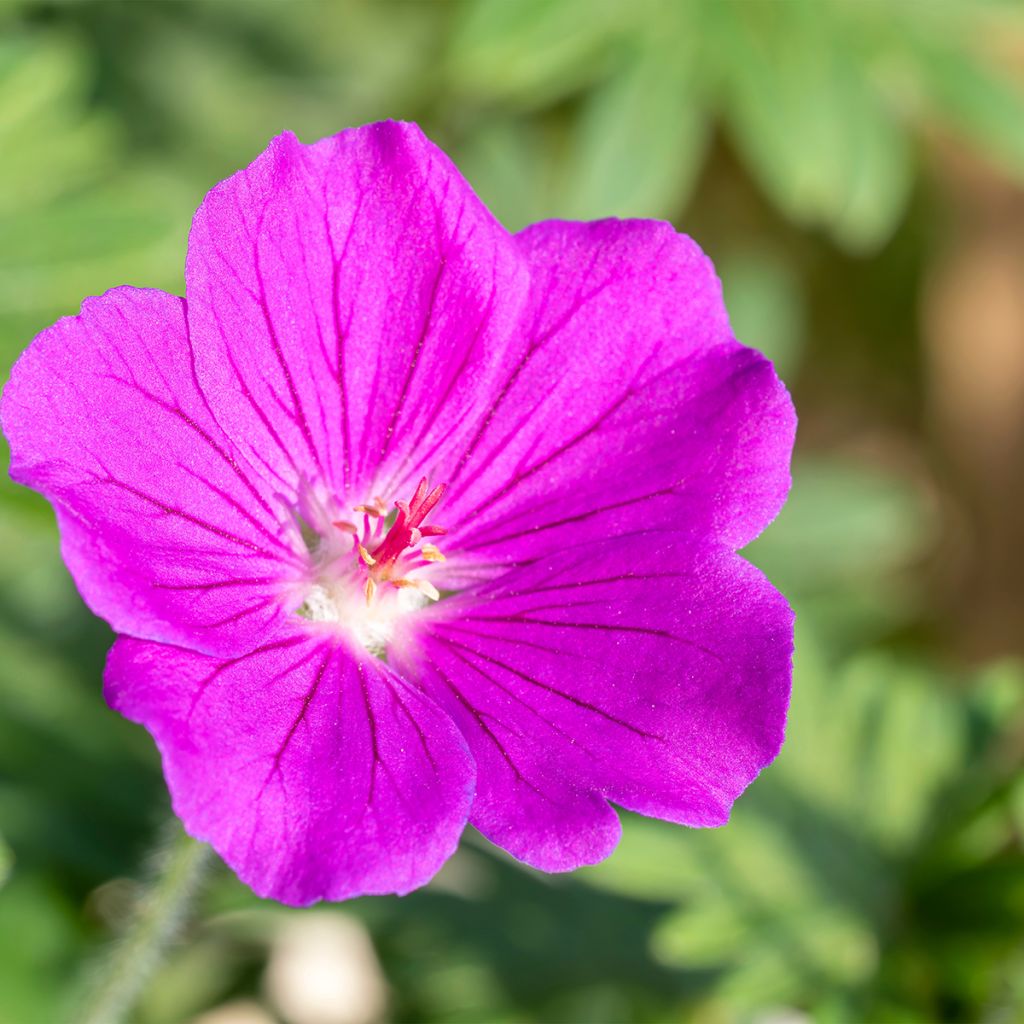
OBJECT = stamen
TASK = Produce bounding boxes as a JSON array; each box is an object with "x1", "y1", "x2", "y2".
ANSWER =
[
  {"x1": 300, "y1": 477, "x2": 448, "y2": 644},
  {"x1": 354, "y1": 496, "x2": 387, "y2": 518},
  {"x1": 392, "y1": 577, "x2": 441, "y2": 601},
  {"x1": 421, "y1": 543, "x2": 445, "y2": 562},
  {"x1": 367, "y1": 476, "x2": 448, "y2": 574},
  {"x1": 290, "y1": 470, "x2": 456, "y2": 663}
]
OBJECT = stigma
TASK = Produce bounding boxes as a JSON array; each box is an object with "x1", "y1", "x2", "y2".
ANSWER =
[
  {"x1": 295, "y1": 477, "x2": 448, "y2": 656},
  {"x1": 342, "y1": 477, "x2": 447, "y2": 601}
]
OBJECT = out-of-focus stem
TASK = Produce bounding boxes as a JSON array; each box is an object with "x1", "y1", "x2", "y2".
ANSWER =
[{"x1": 75, "y1": 821, "x2": 213, "y2": 1024}]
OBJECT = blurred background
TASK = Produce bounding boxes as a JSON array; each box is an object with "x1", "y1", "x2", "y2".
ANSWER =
[{"x1": 2, "y1": 1, "x2": 1024, "y2": 1022}]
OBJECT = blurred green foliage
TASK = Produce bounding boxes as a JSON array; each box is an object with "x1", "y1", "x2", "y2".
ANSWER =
[{"x1": 2, "y1": 1, "x2": 1024, "y2": 1023}]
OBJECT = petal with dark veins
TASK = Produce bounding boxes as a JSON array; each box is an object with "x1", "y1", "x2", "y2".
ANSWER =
[
  {"x1": 1, "y1": 287, "x2": 300, "y2": 656},
  {"x1": 405, "y1": 532, "x2": 792, "y2": 871},
  {"x1": 105, "y1": 625, "x2": 475, "y2": 905},
  {"x1": 443, "y1": 220, "x2": 795, "y2": 561},
  {"x1": 185, "y1": 121, "x2": 528, "y2": 502}
]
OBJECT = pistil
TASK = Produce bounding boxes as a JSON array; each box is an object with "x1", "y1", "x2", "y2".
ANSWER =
[{"x1": 335, "y1": 477, "x2": 448, "y2": 605}]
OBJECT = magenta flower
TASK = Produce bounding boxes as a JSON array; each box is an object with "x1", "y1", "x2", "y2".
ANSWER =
[{"x1": 1, "y1": 122, "x2": 795, "y2": 905}]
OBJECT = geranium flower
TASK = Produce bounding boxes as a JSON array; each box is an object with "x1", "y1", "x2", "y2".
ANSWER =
[{"x1": 1, "y1": 122, "x2": 795, "y2": 905}]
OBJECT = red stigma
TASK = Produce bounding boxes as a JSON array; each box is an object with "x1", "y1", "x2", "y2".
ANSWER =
[{"x1": 368, "y1": 477, "x2": 447, "y2": 574}]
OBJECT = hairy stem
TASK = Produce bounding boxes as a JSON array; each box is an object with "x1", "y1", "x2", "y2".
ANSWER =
[{"x1": 75, "y1": 822, "x2": 213, "y2": 1024}]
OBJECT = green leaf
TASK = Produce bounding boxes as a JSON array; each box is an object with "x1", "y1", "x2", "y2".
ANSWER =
[
  {"x1": 0, "y1": 31, "x2": 118, "y2": 215},
  {"x1": 653, "y1": 901, "x2": 876, "y2": 1006},
  {"x1": 718, "y1": 247, "x2": 807, "y2": 377},
  {"x1": 745, "y1": 456, "x2": 935, "y2": 596},
  {"x1": 0, "y1": 170, "x2": 186, "y2": 334},
  {"x1": 451, "y1": 119, "x2": 557, "y2": 231},
  {"x1": 449, "y1": 0, "x2": 626, "y2": 108},
  {"x1": 0, "y1": 874, "x2": 83, "y2": 1024},
  {"x1": 912, "y1": 35, "x2": 1024, "y2": 183},
  {"x1": 871, "y1": 0, "x2": 1024, "y2": 183},
  {"x1": 561, "y1": 22, "x2": 707, "y2": 220},
  {"x1": 779, "y1": 650, "x2": 965, "y2": 854},
  {"x1": 0, "y1": 30, "x2": 191, "y2": 388},
  {"x1": 582, "y1": 618, "x2": 1024, "y2": 1011},
  {"x1": 707, "y1": 0, "x2": 911, "y2": 251}
]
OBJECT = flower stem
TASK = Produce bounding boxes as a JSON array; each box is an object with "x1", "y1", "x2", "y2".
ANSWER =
[{"x1": 75, "y1": 821, "x2": 213, "y2": 1024}]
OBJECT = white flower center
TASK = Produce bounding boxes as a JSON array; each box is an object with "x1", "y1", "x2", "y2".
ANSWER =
[
  {"x1": 291, "y1": 477, "x2": 448, "y2": 658},
  {"x1": 299, "y1": 581, "x2": 429, "y2": 658}
]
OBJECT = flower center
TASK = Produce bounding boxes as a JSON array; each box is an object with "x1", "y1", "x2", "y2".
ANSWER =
[
  {"x1": 295, "y1": 477, "x2": 448, "y2": 657},
  {"x1": 346, "y1": 476, "x2": 448, "y2": 604}
]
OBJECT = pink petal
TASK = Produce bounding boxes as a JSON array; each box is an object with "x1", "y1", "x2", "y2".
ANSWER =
[
  {"x1": 1, "y1": 287, "x2": 300, "y2": 655},
  {"x1": 442, "y1": 219, "x2": 795, "y2": 561},
  {"x1": 105, "y1": 625, "x2": 475, "y2": 905},
  {"x1": 404, "y1": 533, "x2": 792, "y2": 871},
  {"x1": 185, "y1": 121, "x2": 528, "y2": 503}
]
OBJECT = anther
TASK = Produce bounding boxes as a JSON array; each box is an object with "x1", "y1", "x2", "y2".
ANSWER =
[
  {"x1": 392, "y1": 577, "x2": 441, "y2": 601},
  {"x1": 353, "y1": 496, "x2": 387, "y2": 518}
]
